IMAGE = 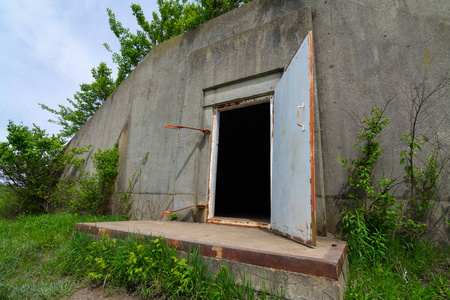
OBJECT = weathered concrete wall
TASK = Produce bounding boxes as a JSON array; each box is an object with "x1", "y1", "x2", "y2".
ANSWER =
[
  {"x1": 250, "y1": 0, "x2": 450, "y2": 237},
  {"x1": 69, "y1": 0, "x2": 450, "y2": 238},
  {"x1": 179, "y1": 253, "x2": 347, "y2": 300},
  {"x1": 69, "y1": 1, "x2": 317, "y2": 222},
  {"x1": 299, "y1": 0, "x2": 450, "y2": 236}
]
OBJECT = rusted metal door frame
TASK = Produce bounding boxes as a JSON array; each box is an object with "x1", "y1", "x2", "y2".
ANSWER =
[{"x1": 207, "y1": 96, "x2": 272, "y2": 229}]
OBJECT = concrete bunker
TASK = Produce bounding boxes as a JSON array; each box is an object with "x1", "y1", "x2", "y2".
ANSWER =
[
  {"x1": 70, "y1": 0, "x2": 450, "y2": 297},
  {"x1": 68, "y1": 0, "x2": 450, "y2": 241},
  {"x1": 68, "y1": 1, "x2": 323, "y2": 247}
]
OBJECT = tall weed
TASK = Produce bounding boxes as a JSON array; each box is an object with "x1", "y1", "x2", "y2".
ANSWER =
[
  {"x1": 61, "y1": 233, "x2": 285, "y2": 299},
  {"x1": 345, "y1": 237, "x2": 449, "y2": 299},
  {"x1": 341, "y1": 106, "x2": 449, "y2": 299}
]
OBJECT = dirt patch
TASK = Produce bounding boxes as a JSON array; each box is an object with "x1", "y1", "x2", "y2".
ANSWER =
[{"x1": 66, "y1": 286, "x2": 143, "y2": 300}]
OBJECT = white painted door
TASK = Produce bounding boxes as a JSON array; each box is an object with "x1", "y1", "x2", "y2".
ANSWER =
[{"x1": 271, "y1": 32, "x2": 315, "y2": 247}]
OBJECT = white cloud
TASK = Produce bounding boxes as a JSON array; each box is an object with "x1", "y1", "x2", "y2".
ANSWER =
[
  {"x1": 2, "y1": 0, "x2": 98, "y2": 84},
  {"x1": 0, "y1": 0, "x2": 159, "y2": 142}
]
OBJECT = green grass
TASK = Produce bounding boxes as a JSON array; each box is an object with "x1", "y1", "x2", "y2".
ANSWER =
[
  {"x1": 59, "y1": 231, "x2": 285, "y2": 299},
  {"x1": 344, "y1": 236, "x2": 450, "y2": 299},
  {"x1": 0, "y1": 213, "x2": 125, "y2": 300},
  {"x1": 0, "y1": 213, "x2": 285, "y2": 299},
  {"x1": 2, "y1": 212, "x2": 447, "y2": 299}
]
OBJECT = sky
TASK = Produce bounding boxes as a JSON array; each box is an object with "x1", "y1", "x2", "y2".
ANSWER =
[{"x1": 0, "y1": 0, "x2": 160, "y2": 142}]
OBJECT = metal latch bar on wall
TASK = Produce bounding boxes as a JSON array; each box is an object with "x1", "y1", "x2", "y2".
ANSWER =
[
  {"x1": 165, "y1": 124, "x2": 211, "y2": 134},
  {"x1": 160, "y1": 204, "x2": 207, "y2": 216}
]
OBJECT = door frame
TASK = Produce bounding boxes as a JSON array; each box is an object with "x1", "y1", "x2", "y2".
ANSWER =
[
  {"x1": 205, "y1": 32, "x2": 316, "y2": 246},
  {"x1": 207, "y1": 95, "x2": 273, "y2": 229}
]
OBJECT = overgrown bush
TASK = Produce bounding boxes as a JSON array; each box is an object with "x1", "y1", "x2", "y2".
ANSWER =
[
  {"x1": 340, "y1": 101, "x2": 448, "y2": 250},
  {"x1": 0, "y1": 126, "x2": 138, "y2": 217},
  {"x1": 55, "y1": 143, "x2": 119, "y2": 215},
  {"x1": 0, "y1": 121, "x2": 87, "y2": 216}
]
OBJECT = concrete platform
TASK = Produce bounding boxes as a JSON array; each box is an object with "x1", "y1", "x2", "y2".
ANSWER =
[{"x1": 75, "y1": 221, "x2": 347, "y2": 299}]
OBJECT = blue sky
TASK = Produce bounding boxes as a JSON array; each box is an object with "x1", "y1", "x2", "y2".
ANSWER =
[{"x1": 0, "y1": 0, "x2": 160, "y2": 142}]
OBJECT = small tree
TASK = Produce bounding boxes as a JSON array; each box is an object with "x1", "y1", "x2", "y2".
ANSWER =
[
  {"x1": 40, "y1": 62, "x2": 116, "y2": 139},
  {"x1": 0, "y1": 121, "x2": 85, "y2": 214},
  {"x1": 41, "y1": 1, "x2": 253, "y2": 139},
  {"x1": 340, "y1": 67, "x2": 450, "y2": 258},
  {"x1": 400, "y1": 68, "x2": 450, "y2": 222}
]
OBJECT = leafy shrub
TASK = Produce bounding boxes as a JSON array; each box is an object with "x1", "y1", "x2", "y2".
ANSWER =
[
  {"x1": 0, "y1": 121, "x2": 87, "y2": 215},
  {"x1": 340, "y1": 105, "x2": 444, "y2": 259},
  {"x1": 56, "y1": 143, "x2": 119, "y2": 215},
  {"x1": 339, "y1": 107, "x2": 403, "y2": 260}
]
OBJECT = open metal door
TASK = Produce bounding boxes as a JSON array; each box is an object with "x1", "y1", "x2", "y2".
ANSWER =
[{"x1": 271, "y1": 32, "x2": 315, "y2": 247}]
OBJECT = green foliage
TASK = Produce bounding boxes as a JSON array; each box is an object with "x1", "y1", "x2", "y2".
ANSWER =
[
  {"x1": 57, "y1": 143, "x2": 119, "y2": 215},
  {"x1": 197, "y1": 0, "x2": 253, "y2": 20},
  {"x1": 93, "y1": 143, "x2": 120, "y2": 198},
  {"x1": 0, "y1": 213, "x2": 124, "y2": 300},
  {"x1": 341, "y1": 105, "x2": 449, "y2": 299},
  {"x1": 399, "y1": 62, "x2": 450, "y2": 225},
  {"x1": 105, "y1": 0, "x2": 253, "y2": 87},
  {"x1": 167, "y1": 213, "x2": 178, "y2": 221},
  {"x1": 340, "y1": 107, "x2": 407, "y2": 262},
  {"x1": 0, "y1": 185, "x2": 21, "y2": 219},
  {"x1": 0, "y1": 121, "x2": 87, "y2": 215},
  {"x1": 40, "y1": 1, "x2": 253, "y2": 139},
  {"x1": 40, "y1": 62, "x2": 116, "y2": 139},
  {"x1": 341, "y1": 208, "x2": 388, "y2": 263},
  {"x1": 400, "y1": 134, "x2": 440, "y2": 221},
  {"x1": 62, "y1": 233, "x2": 284, "y2": 299},
  {"x1": 344, "y1": 236, "x2": 450, "y2": 299},
  {"x1": 339, "y1": 107, "x2": 391, "y2": 207},
  {"x1": 104, "y1": 7, "x2": 152, "y2": 86}
]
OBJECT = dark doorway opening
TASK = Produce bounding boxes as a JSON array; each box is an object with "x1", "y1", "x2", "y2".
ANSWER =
[{"x1": 214, "y1": 102, "x2": 271, "y2": 223}]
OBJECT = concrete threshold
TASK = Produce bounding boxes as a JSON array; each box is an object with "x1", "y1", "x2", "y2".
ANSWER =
[
  {"x1": 75, "y1": 220, "x2": 346, "y2": 279},
  {"x1": 75, "y1": 221, "x2": 347, "y2": 299}
]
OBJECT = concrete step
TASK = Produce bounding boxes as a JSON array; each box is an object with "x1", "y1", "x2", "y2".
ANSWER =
[{"x1": 75, "y1": 220, "x2": 347, "y2": 299}]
